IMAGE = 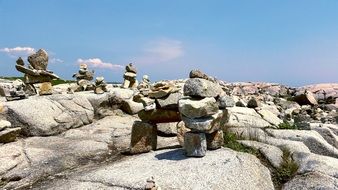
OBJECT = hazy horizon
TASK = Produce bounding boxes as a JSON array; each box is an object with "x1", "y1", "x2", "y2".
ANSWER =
[{"x1": 1, "y1": 0, "x2": 338, "y2": 87}]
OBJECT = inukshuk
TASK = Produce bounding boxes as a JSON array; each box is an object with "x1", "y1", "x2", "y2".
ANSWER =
[
  {"x1": 178, "y1": 71, "x2": 225, "y2": 157},
  {"x1": 122, "y1": 63, "x2": 138, "y2": 89},
  {"x1": 72, "y1": 64, "x2": 95, "y2": 91},
  {"x1": 15, "y1": 49, "x2": 59, "y2": 95}
]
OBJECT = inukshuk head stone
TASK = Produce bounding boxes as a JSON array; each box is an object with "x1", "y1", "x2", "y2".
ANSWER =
[{"x1": 28, "y1": 49, "x2": 48, "y2": 70}]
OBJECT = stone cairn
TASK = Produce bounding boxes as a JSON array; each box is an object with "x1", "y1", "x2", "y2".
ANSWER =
[
  {"x1": 15, "y1": 49, "x2": 59, "y2": 96},
  {"x1": 0, "y1": 79, "x2": 27, "y2": 101},
  {"x1": 71, "y1": 64, "x2": 95, "y2": 92},
  {"x1": 129, "y1": 69, "x2": 225, "y2": 157},
  {"x1": 179, "y1": 70, "x2": 225, "y2": 157},
  {"x1": 130, "y1": 80, "x2": 182, "y2": 154},
  {"x1": 122, "y1": 63, "x2": 138, "y2": 89},
  {"x1": 94, "y1": 76, "x2": 108, "y2": 94}
]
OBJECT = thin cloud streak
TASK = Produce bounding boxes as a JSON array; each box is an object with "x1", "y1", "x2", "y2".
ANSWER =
[
  {"x1": 137, "y1": 38, "x2": 184, "y2": 64},
  {"x1": 76, "y1": 58, "x2": 124, "y2": 70},
  {"x1": 0, "y1": 46, "x2": 35, "y2": 58}
]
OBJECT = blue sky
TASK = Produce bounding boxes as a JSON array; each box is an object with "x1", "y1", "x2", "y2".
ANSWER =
[{"x1": 1, "y1": 0, "x2": 338, "y2": 86}]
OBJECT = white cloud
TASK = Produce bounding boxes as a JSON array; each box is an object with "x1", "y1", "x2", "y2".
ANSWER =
[
  {"x1": 76, "y1": 58, "x2": 123, "y2": 70},
  {"x1": 137, "y1": 38, "x2": 184, "y2": 64},
  {"x1": 0, "y1": 46, "x2": 35, "y2": 58}
]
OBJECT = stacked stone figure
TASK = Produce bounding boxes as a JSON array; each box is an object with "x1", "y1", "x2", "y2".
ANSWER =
[
  {"x1": 122, "y1": 63, "x2": 138, "y2": 89},
  {"x1": 179, "y1": 72, "x2": 225, "y2": 157},
  {"x1": 72, "y1": 64, "x2": 95, "y2": 91},
  {"x1": 129, "y1": 81, "x2": 182, "y2": 154},
  {"x1": 94, "y1": 76, "x2": 108, "y2": 94},
  {"x1": 137, "y1": 75, "x2": 151, "y2": 96},
  {"x1": 15, "y1": 49, "x2": 59, "y2": 95}
]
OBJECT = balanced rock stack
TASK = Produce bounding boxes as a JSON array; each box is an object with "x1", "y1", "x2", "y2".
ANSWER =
[
  {"x1": 179, "y1": 70, "x2": 226, "y2": 157},
  {"x1": 129, "y1": 81, "x2": 182, "y2": 154},
  {"x1": 15, "y1": 49, "x2": 59, "y2": 96},
  {"x1": 122, "y1": 63, "x2": 138, "y2": 89},
  {"x1": 71, "y1": 64, "x2": 95, "y2": 92}
]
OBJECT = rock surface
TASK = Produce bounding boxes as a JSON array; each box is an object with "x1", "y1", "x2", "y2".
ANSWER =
[
  {"x1": 3, "y1": 94, "x2": 94, "y2": 136},
  {"x1": 183, "y1": 78, "x2": 223, "y2": 98},
  {"x1": 31, "y1": 148, "x2": 274, "y2": 190}
]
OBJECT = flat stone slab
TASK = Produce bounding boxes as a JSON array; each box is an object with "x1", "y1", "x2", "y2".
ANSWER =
[{"x1": 38, "y1": 148, "x2": 274, "y2": 190}]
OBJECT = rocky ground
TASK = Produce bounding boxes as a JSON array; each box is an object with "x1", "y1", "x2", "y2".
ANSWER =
[{"x1": 1, "y1": 76, "x2": 338, "y2": 190}]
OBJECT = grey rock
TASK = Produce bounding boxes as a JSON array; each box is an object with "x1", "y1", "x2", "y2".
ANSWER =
[
  {"x1": 181, "y1": 110, "x2": 225, "y2": 133},
  {"x1": 3, "y1": 94, "x2": 94, "y2": 136},
  {"x1": 293, "y1": 152, "x2": 338, "y2": 178},
  {"x1": 138, "y1": 109, "x2": 181, "y2": 124},
  {"x1": 47, "y1": 148, "x2": 274, "y2": 190},
  {"x1": 224, "y1": 107, "x2": 271, "y2": 128},
  {"x1": 293, "y1": 91, "x2": 318, "y2": 106},
  {"x1": 218, "y1": 95, "x2": 235, "y2": 109},
  {"x1": 121, "y1": 99, "x2": 144, "y2": 115},
  {"x1": 183, "y1": 78, "x2": 224, "y2": 98},
  {"x1": 283, "y1": 172, "x2": 338, "y2": 190},
  {"x1": 156, "y1": 92, "x2": 182, "y2": 109},
  {"x1": 0, "y1": 119, "x2": 11, "y2": 131},
  {"x1": 130, "y1": 121, "x2": 157, "y2": 154},
  {"x1": 266, "y1": 129, "x2": 338, "y2": 158},
  {"x1": 247, "y1": 97, "x2": 260, "y2": 108},
  {"x1": 157, "y1": 122, "x2": 178, "y2": 136},
  {"x1": 176, "y1": 121, "x2": 190, "y2": 147},
  {"x1": 239, "y1": 140, "x2": 283, "y2": 168},
  {"x1": 184, "y1": 132, "x2": 207, "y2": 157},
  {"x1": 257, "y1": 109, "x2": 283, "y2": 126},
  {"x1": 0, "y1": 127, "x2": 21, "y2": 143},
  {"x1": 206, "y1": 130, "x2": 224, "y2": 150},
  {"x1": 179, "y1": 97, "x2": 218, "y2": 118}
]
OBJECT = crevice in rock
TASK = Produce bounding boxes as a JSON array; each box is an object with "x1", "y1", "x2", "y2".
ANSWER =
[
  {"x1": 74, "y1": 179, "x2": 142, "y2": 190},
  {"x1": 20, "y1": 139, "x2": 32, "y2": 167}
]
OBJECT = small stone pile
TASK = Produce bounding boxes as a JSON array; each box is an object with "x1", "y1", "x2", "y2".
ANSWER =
[
  {"x1": 94, "y1": 77, "x2": 108, "y2": 94},
  {"x1": 0, "y1": 79, "x2": 28, "y2": 101},
  {"x1": 137, "y1": 75, "x2": 151, "y2": 96},
  {"x1": 15, "y1": 49, "x2": 59, "y2": 95},
  {"x1": 179, "y1": 70, "x2": 226, "y2": 157},
  {"x1": 71, "y1": 64, "x2": 95, "y2": 91},
  {"x1": 122, "y1": 63, "x2": 138, "y2": 89}
]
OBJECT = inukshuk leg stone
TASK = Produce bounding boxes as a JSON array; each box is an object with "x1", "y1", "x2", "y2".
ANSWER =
[
  {"x1": 206, "y1": 130, "x2": 224, "y2": 150},
  {"x1": 184, "y1": 132, "x2": 207, "y2": 157},
  {"x1": 130, "y1": 121, "x2": 157, "y2": 154}
]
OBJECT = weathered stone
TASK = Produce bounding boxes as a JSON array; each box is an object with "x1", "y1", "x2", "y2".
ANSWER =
[
  {"x1": 266, "y1": 129, "x2": 338, "y2": 158},
  {"x1": 176, "y1": 121, "x2": 190, "y2": 146},
  {"x1": 39, "y1": 82, "x2": 53, "y2": 95},
  {"x1": 206, "y1": 130, "x2": 224, "y2": 150},
  {"x1": 239, "y1": 140, "x2": 283, "y2": 168},
  {"x1": 121, "y1": 99, "x2": 144, "y2": 115},
  {"x1": 0, "y1": 127, "x2": 21, "y2": 143},
  {"x1": 156, "y1": 92, "x2": 182, "y2": 109},
  {"x1": 124, "y1": 72, "x2": 137, "y2": 78},
  {"x1": 189, "y1": 69, "x2": 213, "y2": 81},
  {"x1": 28, "y1": 49, "x2": 48, "y2": 70},
  {"x1": 179, "y1": 97, "x2": 218, "y2": 118},
  {"x1": 138, "y1": 109, "x2": 181, "y2": 124},
  {"x1": 224, "y1": 107, "x2": 271, "y2": 128},
  {"x1": 0, "y1": 119, "x2": 11, "y2": 131},
  {"x1": 184, "y1": 132, "x2": 207, "y2": 157},
  {"x1": 183, "y1": 78, "x2": 224, "y2": 98},
  {"x1": 94, "y1": 77, "x2": 107, "y2": 94},
  {"x1": 181, "y1": 110, "x2": 225, "y2": 133},
  {"x1": 218, "y1": 95, "x2": 235, "y2": 109},
  {"x1": 43, "y1": 148, "x2": 274, "y2": 190},
  {"x1": 236, "y1": 99, "x2": 247, "y2": 107},
  {"x1": 125, "y1": 63, "x2": 137, "y2": 74},
  {"x1": 293, "y1": 91, "x2": 318, "y2": 106},
  {"x1": 148, "y1": 88, "x2": 172, "y2": 99},
  {"x1": 130, "y1": 121, "x2": 157, "y2": 154},
  {"x1": 157, "y1": 122, "x2": 177, "y2": 136},
  {"x1": 3, "y1": 94, "x2": 94, "y2": 136},
  {"x1": 283, "y1": 172, "x2": 338, "y2": 190},
  {"x1": 257, "y1": 109, "x2": 283, "y2": 126},
  {"x1": 247, "y1": 97, "x2": 260, "y2": 108}
]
